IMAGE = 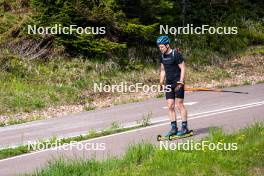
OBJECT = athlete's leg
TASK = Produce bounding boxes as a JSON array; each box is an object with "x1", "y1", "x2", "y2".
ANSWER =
[
  {"x1": 176, "y1": 98, "x2": 187, "y2": 122},
  {"x1": 165, "y1": 98, "x2": 178, "y2": 136},
  {"x1": 174, "y1": 84, "x2": 190, "y2": 135},
  {"x1": 164, "y1": 83, "x2": 178, "y2": 136},
  {"x1": 176, "y1": 98, "x2": 191, "y2": 135},
  {"x1": 167, "y1": 99, "x2": 176, "y2": 122}
]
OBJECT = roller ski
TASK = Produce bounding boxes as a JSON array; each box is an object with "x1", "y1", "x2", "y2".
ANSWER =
[{"x1": 157, "y1": 128, "x2": 193, "y2": 141}]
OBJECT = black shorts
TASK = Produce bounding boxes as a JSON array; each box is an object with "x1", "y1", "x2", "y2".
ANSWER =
[{"x1": 165, "y1": 82, "x2": 185, "y2": 100}]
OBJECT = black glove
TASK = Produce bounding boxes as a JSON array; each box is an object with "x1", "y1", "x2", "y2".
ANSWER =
[{"x1": 175, "y1": 81, "x2": 184, "y2": 91}]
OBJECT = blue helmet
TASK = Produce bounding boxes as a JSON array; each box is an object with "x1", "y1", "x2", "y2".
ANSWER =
[{"x1": 156, "y1": 36, "x2": 170, "y2": 45}]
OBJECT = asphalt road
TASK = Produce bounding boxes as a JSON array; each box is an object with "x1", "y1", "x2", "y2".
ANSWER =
[{"x1": 0, "y1": 83, "x2": 264, "y2": 175}]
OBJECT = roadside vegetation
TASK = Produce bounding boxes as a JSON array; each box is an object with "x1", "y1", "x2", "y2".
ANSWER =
[
  {"x1": 0, "y1": 113, "x2": 153, "y2": 160},
  {"x1": 24, "y1": 122, "x2": 264, "y2": 176},
  {"x1": 0, "y1": 0, "x2": 264, "y2": 125}
]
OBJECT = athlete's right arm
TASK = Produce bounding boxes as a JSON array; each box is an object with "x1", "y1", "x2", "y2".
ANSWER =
[{"x1": 160, "y1": 63, "x2": 165, "y2": 85}]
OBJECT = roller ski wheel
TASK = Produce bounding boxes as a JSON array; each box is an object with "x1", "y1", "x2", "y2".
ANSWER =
[
  {"x1": 157, "y1": 129, "x2": 177, "y2": 141},
  {"x1": 170, "y1": 130, "x2": 194, "y2": 140},
  {"x1": 157, "y1": 130, "x2": 194, "y2": 141},
  {"x1": 156, "y1": 134, "x2": 174, "y2": 141},
  {"x1": 157, "y1": 135, "x2": 162, "y2": 141}
]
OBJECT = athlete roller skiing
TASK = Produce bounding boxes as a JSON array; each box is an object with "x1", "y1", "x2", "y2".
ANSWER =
[{"x1": 157, "y1": 35, "x2": 193, "y2": 140}]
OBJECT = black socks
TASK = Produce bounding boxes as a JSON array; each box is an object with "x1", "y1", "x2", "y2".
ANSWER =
[
  {"x1": 171, "y1": 121, "x2": 177, "y2": 130},
  {"x1": 171, "y1": 121, "x2": 188, "y2": 131},
  {"x1": 182, "y1": 121, "x2": 188, "y2": 130}
]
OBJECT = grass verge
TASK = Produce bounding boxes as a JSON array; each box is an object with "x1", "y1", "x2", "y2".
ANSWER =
[
  {"x1": 0, "y1": 115, "x2": 153, "y2": 160},
  {"x1": 23, "y1": 122, "x2": 264, "y2": 176}
]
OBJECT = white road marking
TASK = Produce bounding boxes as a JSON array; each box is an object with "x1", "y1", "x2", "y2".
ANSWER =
[
  {"x1": 162, "y1": 101, "x2": 198, "y2": 108},
  {"x1": 184, "y1": 102, "x2": 198, "y2": 105},
  {"x1": 157, "y1": 101, "x2": 264, "y2": 124},
  {"x1": 0, "y1": 100, "x2": 264, "y2": 162}
]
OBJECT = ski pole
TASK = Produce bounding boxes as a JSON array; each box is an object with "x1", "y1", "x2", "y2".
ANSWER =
[{"x1": 184, "y1": 87, "x2": 248, "y2": 94}]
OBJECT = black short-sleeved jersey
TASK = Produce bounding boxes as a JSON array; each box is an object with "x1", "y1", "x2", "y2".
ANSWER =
[{"x1": 160, "y1": 49, "x2": 184, "y2": 83}]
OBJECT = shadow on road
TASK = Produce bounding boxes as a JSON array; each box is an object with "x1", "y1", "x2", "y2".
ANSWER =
[{"x1": 193, "y1": 126, "x2": 218, "y2": 136}]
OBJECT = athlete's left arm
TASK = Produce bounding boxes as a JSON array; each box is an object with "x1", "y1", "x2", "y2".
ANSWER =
[{"x1": 178, "y1": 61, "x2": 185, "y2": 83}]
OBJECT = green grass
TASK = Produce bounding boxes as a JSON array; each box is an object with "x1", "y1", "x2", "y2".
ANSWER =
[
  {"x1": 155, "y1": 93, "x2": 164, "y2": 98},
  {"x1": 24, "y1": 122, "x2": 264, "y2": 176},
  {"x1": 0, "y1": 73, "x2": 80, "y2": 115},
  {"x1": 83, "y1": 105, "x2": 96, "y2": 111},
  {"x1": 137, "y1": 112, "x2": 152, "y2": 127},
  {"x1": 0, "y1": 54, "x2": 256, "y2": 120},
  {"x1": 243, "y1": 80, "x2": 252, "y2": 86},
  {"x1": 0, "y1": 57, "x2": 159, "y2": 116},
  {"x1": 257, "y1": 80, "x2": 264, "y2": 84},
  {"x1": 0, "y1": 12, "x2": 17, "y2": 35},
  {"x1": 0, "y1": 117, "x2": 151, "y2": 160},
  {"x1": 0, "y1": 44, "x2": 263, "y2": 122},
  {"x1": 3, "y1": 115, "x2": 44, "y2": 126},
  {"x1": 240, "y1": 45, "x2": 264, "y2": 56}
]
